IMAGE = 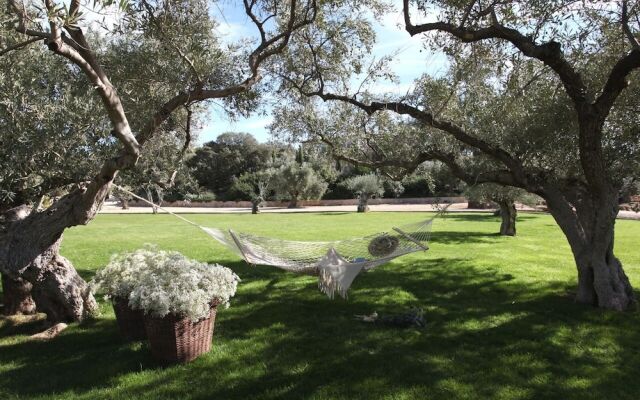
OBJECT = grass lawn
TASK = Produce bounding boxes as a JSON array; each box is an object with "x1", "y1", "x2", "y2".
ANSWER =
[{"x1": 1, "y1": 212, "x2": 640, "y2": 400}]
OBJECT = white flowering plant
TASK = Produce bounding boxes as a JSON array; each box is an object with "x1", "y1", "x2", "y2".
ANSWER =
[
  {"x1": 90, "y1": 245, "x2": 164, "y2": 301},
  {"x1": 127, "y1": 250, "x2": 240, "y2": 321},
  {"x1": 91, "y1": 245, "x2": 240, "y2": 321}
]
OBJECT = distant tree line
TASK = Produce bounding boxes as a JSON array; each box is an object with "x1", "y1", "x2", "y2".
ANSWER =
[{"x1": 131, "y1": 131, "x2": 466, "y2": 206}]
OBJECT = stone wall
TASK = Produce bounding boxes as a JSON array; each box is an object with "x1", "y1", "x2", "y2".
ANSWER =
[{"x1": 129, "y1": 197, "x2": 468, "y2": 208}]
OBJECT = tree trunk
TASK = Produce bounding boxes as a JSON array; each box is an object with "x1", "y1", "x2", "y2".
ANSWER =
[
  {"x1": 155, "y1": 187, "x2": 164, "y2": 212},
  {"x1": 288, "y1": 195, "x2": 298, "y2": 208},
  {"x1": 571, "y1": 231, "x2": 635, "y2": 311},
  {"x1": 357, "y1": 194, "x2": 370, "y2": 213},
  {"x1": 25, "y1": 241, "x2": 97, "y2": 323},
  {"x1": 0, "y1": 196, "x2": 99, "y2": 323},
  {"x1": 145, "y1": 188, "x2": 158, "y2": 214},
  {"x1": 545, "y1": 188, "x2": 635, "y2": 311},
  {"x1": 1, "y1": 274, "x2": 36, "y2": 315},
  {"x1": 2, "y1": 232, "x2": 97, "y2": 323},
  {"x1": 497, "y1": 200, "x2": 517, "y2": 236}
]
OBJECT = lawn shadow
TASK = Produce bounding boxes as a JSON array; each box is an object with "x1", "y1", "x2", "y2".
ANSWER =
[
  {"x1": 1, "y1": 253, "x2": 640, "y2": 399},
  {"x1": 429, "y1": 231, "x2": 501, "y2": 245},
  {"x1": 0, "y1": 317, "x2": 158, "y2": 397},
  {"x1": 0, "y1": 313, "x2": 48, "y2": 337},
  {"x1": 440, "y1": 213, "x2": 539, "y2": 223}
]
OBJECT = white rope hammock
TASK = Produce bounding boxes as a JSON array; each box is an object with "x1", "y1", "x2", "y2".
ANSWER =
[{"x1": 112, "y1": 185, "x2": 435, "y2": 298}]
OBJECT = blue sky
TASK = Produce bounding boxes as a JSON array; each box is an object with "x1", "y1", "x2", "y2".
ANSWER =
[{"x1": 199, "y1": 3, "x2": 447, "y2": 143}]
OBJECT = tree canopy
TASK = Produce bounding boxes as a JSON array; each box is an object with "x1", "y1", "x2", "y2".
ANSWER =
[
  {"x1": 271, "y1": 161, "x2": 328, "y2": 207},
  {"x1": 0, "y1": 0, "x2": 323, "y2": 323},
  {"x1": 275, "y1": 0, "x2": 640, "y2": 310},
  {"x1": 188, "y1": 132, "x2": 274, "y2": 199}
]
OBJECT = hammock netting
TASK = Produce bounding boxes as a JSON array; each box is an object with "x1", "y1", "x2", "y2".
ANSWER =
[
  {"x1": 112, "y1": 184, "x2": 435, "y2": 299},
  {"x1": 200, "y1": 218, "x2": 433, "y2": 298}
]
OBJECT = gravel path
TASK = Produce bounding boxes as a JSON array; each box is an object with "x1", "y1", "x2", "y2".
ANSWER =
[{"x1": 98, "y1": 201, "x2": 640, "y2": 220}]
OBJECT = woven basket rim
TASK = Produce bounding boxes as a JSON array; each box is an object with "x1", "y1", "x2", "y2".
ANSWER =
[{"x1": 142, "y1": 301, "x2": 220, "y2": 323}]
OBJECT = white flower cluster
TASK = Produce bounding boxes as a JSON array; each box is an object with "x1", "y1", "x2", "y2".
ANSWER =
[
  {"x1": 91, "y1": 245, "x2": 240, "y2": 321},
  {"x1": 90, "y1": 245, "x2": 163, "y2": 300}
]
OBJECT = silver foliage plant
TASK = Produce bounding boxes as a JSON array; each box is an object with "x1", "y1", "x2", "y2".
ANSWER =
[{"x1": 91, "y1": 245, "x2": 240, "y2": 321}]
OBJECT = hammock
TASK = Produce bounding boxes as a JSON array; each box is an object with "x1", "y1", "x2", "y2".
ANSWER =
[{"x1": 113, "y1": 185, "x2": 435, "y2": 298}]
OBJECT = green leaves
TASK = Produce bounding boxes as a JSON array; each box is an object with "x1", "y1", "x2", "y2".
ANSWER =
[
  {"x1": 271, "y1": 161, "x2": 329, "y2": 202},
  {"x1": 342, "y1": 173, "x2": 385, "y2": 197}
]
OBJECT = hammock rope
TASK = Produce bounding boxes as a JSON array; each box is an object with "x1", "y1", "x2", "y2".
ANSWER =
[{"x1": 112, "y1": 184, "x2": 436, "y2": 298}]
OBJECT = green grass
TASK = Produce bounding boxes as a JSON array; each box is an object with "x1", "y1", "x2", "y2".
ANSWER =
[{"x1": 1, "y1": 212, "x2": 640, "y2": 400}]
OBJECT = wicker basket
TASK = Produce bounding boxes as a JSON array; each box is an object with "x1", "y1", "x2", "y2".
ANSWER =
[
  {"x1": 112, "y1": 298, "x2": 147, "y2": 341},
  {"x1": 144, "y1": 305, "x2": 218, "y2": 364}
]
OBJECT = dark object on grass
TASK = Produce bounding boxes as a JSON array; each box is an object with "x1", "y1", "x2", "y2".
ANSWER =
[
  {"x1": 112, "y1": 298, "x2": 146, "y2": 341},
  {"x1": 355, "y1": 307, "x2": 426, "y2": 328},
  {"x1": 144, "y1": 304, "x2": 218, "y2": 364}
]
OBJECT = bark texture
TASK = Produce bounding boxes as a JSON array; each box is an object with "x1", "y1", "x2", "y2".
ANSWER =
[
  {"x1": 1, "y1": 274, "x2": 36, "y2": 315},
  {"x1": 497, "y1": 200, "x2": 517, "y2": 236},
  {"x1": 24, "y1": 242, "x2": 98, "y2": 322},
  {"x1": 546, "y1": 188, "x2": 635, "y2": 311},
  {"x1": 0, "y1": 196, "x2": 99, "y2": 322}
]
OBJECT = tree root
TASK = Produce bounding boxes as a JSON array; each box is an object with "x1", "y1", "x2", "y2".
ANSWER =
[{"x1": 30, "y1": 322, "x2": 68, "y2": 340}]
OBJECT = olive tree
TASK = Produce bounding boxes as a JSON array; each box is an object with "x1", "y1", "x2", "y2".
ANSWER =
[
  {"x1": 342, "y1": 173, "x2": 385, "y2": 212},
  {"x1": 229, "y1": 171, "x2": 274, "y2": 214},
  {"x1": 466, "y1": 184, "x2": 539, "y2": 236},
  {"x1": 279, "y1": 0, "x2": 640, "y2": 310},
  {"x1": 0, "y1": 0, "x2": 319, "y2": 323},
  {"x1": 271, "y1": 162, "x2": 328, "y2": 208}
]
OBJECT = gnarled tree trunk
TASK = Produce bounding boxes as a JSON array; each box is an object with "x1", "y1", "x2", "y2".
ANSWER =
[
  {"x1": 571, "y1": 215, "x2": 634, "y2": 311},
  {"x1": 23, "y1": 238, "x2": 97, "y2": 322},
  {"x1": 546, "y1": 187, "x2": 635, "y2": 311},
  {"x1": 1, "y1": 274, "x2": 36, "y2": 315},
  {"x1": 497, "y1": 199, "x2": 517, "y2": 236},
  {"x1": 0, "y1": 192, "x2": 101, "y2": 323},
  {"x1": 357, "y1": 193, "x2": 370, "y2": 213},
  {"x1": 571, "y1": 226, "x2": 634, "y2": 310}
]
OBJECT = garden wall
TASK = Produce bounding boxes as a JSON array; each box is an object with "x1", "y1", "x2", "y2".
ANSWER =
[{"x1": 129, "y1": 197, "x2": 468, "y2": 208}]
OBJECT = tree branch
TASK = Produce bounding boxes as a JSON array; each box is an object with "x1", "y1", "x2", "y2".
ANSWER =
[
  {"x1": 181, "y1": 106, "x2": 193, "y2": 158},
  {"x1": 8, "y1": 0, "x2": 316, "y2": 228},
  {"x1": 314, "y1": 130, "x2": 518, "y2": 188},
  {"x1": 594, "y1": 48, "x2": 640, "y2": 117},
  {"x1": 622, "y1": 1, "x2": 640, "y2": 51},
  {"x1": 296, "y1": 81, "x2": 528, "y2": 186},
  {"x1": 139, "y1": 0, "x2": 318, "y2": 145},
  {"x1": 0, "y1": 37, "x2": 43, "y2": 57},
  {"x1": 402, "y1": 0, "x2": 590, "y2": 107}
]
